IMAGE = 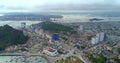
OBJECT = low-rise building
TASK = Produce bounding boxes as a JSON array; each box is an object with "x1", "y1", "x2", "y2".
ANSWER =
[{"x1": 43, "y1": 47, "x2": 58, "y2": 56}]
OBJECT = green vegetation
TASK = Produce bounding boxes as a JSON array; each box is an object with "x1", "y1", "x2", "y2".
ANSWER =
[
  {"x1": 87, "y1": 35, "x2": 93, "y2": 40},
  {"x1": 81, "y1": 46, "x2": 85, "y2": 50},
  {"x1": 0, "y1": 25, "x2": 29, "y2": 51},
  {"x1": 88, "y1": 54, "x2": 106, "y2": 63},
  {"x1": 114, "y1": 56, "x2": 120, "y2": 63},
  {"x1": 20, "y1": 47, "x2": 29, "y2": 51},
  {"x1": 118, "y1": 48, "x2": 120, "y2": 54},
  {"x1": 89, "y1": 18, "x2": 104, "y2": 21},
  {"x1": 61, "y1": 37, "x2": 67, "y2": 41},
  {"x1": 54, "y1": 56, "x2": 84, "y2": 63},
  {"x1": 40, "y1": 22, "x2": 77, "y2": 35}
]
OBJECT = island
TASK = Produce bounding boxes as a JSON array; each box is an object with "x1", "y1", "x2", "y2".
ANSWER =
[{"x1": 89, "y1": 18, "x2": 104, "y2": 21}]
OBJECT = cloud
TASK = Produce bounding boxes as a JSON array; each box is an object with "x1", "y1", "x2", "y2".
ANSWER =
[
  {"x1": 35, "y1": 3, "x2": 120, "y2": 11},
  {"x1": 27, "y1": 0, "x2": 120, "y2": 11},
  {"x1": 0, "y1": 0, "x2": 120, "y2": 12},
  {"x1": 0, "y1": 5, "x2": 5, "y2": 8}
]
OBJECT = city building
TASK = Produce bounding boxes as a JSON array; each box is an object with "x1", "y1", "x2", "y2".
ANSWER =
[
  {"x1": 96, "y1": 33, "x2": 100, "y2": 42},
  {"x1": 35, "y1": 29, "x2": 39, "y2": 34},
  {"x1": 99, "y1": 32, "x2": 105, "y2": 41},
  {"x1": 91, "y1": 32, "x2": 105, "y2": 45},
  {"x1": 52, "y1": 33, "x2": 60, "y2": 41},
  {"x1": 91, "y1": 37, "x2": 96, "y2": 45},
  {"x1": 43, "y1": 48, "x2": 58, "y2": 56},
  {"x1": 21, "y1": 22, "x2": 26, "y2": 28},
  {"x1": 95, "y1": 36, "x2": 99, "y2": 44},
  {"x1": 78, "y1": 25, "x2": 83, "y2": 32},
  {"x1": 39, "y1": 29, "x2": 44, "y2": 35}
]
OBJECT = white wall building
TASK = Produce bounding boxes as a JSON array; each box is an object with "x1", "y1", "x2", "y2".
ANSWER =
[
  {"x1": 96, "y1": 33, "x2": 100, "y2": 42},
  {"x1": 99, "y1": 32, "x2": 105, "y2": 42},
  {"x1": 78, "y1": 25, "x2": 83, "y2": 32},
  {"x1": 43, "y1": 48, "x2": 58, "y2": 56},
  {"x1": 91, "y1": 32, "x2": 105, "y2": 45},
  {"x1": 95, "y1": 36, "x2": 99, "y2": 44},
  {"x1": 91, "y1": 37, "x2": 96, "y2": 45},
  {"x1": 39, "y1": 29, "x2": 43, "y2": 35}
]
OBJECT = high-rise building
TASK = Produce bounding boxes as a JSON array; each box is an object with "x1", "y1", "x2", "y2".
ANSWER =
[
  {"x1": 39, "y1": 29, "x2": 43, "y2": 35},
  {"x1": 99, "y1": 32, "x2": 105, "y2": 41},
  {"x1": 91, "y1": 36, "x2": 99, "y2": 45},
  {"x1": 78, "y1": 25, "x2": 83, "y2": 32},
  {"x1": 91, "y1": 37, "x2": 96, "y2": 45},
  {"x1": 96, "y1": 33, "x2": 100, "y2": 42},
  {"x1": 95, "y1": 36, "x2": 99, "y2": 44},
  {"x1": 91, "y1": 32, "x2": 105, "y2": 45}
]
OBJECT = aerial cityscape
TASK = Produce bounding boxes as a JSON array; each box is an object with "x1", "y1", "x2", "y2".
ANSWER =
[{"x1": 0, "y1": 0, "x2": 120, "y2": 63}]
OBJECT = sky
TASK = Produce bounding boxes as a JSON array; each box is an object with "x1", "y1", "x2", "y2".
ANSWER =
[{"x1": 0, "y1": 0, "x2": 120, "y2": 12}]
